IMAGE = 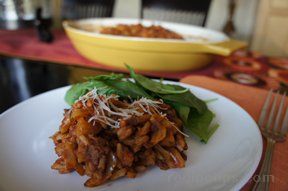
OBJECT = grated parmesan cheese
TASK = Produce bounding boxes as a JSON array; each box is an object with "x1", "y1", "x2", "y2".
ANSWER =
[{"x1": 77, "y1": 89, "x2": 188, "y2": 137}]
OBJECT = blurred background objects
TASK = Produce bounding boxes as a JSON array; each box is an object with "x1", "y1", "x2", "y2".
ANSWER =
[
  {"x1": 61, "y1": 0, "x2": 115, "y2": 20},
  {"x1": 0, "y1": 0, "x2": 52, "y2": 29},
  {"x1": 1, "y1": 0, "x2": 287, "y2": 57},
  {"x1": 141, "y1": 0, "x2": 212, "y2": 26}
]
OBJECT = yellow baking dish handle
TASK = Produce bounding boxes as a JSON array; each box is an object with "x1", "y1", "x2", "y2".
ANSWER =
[{"x1": 201, "y1": 39, "x2": 247, "y2": 56}]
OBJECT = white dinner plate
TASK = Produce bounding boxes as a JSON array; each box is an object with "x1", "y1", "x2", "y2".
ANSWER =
[{"x1": 0, "y1": 82, "x2": 263, "y2": 191}]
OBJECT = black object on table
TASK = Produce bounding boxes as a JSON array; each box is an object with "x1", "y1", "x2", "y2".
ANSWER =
[{"x1": 34, "y1": 7, "x2": 54, "y2": 43}]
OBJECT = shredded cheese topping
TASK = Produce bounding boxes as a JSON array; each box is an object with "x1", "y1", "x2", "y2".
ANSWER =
[
  {"x1": 78, "y1": 89, "x2": 166, "y2": 128},
  {"x1": 77, "y1": 89, "x2": 189, "y2": 137}
]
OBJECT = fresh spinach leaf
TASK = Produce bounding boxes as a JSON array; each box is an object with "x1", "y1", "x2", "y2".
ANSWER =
[
  {"x1": 160, "y1": 91, "x2": 207, "y2": 114},
  {"x1": 185, "y1": 109, "x2": 218, "y2": 143},
  {"x1": 65, "y1": 80, "x2": 124, "y2": 105},
  {"x1": 105, "y1": 80, "x2": 151, "y2": 99},
  {"x1": 65, "y1": 78, "x2": 151, "y2": 105},
  {"x1": 84, "y1": 73, "x2": 124, "y2": 81},
  {"x1": 127, "y1": 65, "x2": 188, "y2": 94},
  {"x1": 90, "y1": 81, "x2": 125, "y2": 96},
  {"x1": 171, "y1": 103, "x2": 190, "y2": 122},
  {"x1": 65, "y1": 82, "x2": 94, "y2": 105},
  {"x1": 171, "y1": 102, "x2": 217, "y2": 143}
]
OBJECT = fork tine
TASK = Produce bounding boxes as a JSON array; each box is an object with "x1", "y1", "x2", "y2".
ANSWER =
[
  {"x1": 274, "y1": 92, "x2": 286, "y2": 133},
  {"x1": 280, "y1": 101, "x2": 288, "y2": 134},
  {"x1": 266, "y1": 91, "x2": 279, "y2": 130},
  {"x1": 258, "y1": 90, "x2": 273, "y2": 127}
]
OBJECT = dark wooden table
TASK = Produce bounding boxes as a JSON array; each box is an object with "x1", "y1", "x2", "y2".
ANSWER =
[{"x1": 0, "y1": 56, "x2": 113, "y2": 113}]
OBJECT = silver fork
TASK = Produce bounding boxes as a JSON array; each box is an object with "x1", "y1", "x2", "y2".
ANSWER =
[{"x1": 252, "y1": 90, "x2": 288, "y2": 191}]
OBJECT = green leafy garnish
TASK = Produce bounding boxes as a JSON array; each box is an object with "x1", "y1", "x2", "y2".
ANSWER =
[
  {"x1": 64, "y1": 65, "x2": 218, "y2": 143},
  {"x1": 84, "y1": 73, "x2": 124, "y2": 81},
  {"x1": 104, "y1": 80, "x2": 152, "y2": 99},
  {"x1": 185, "y1": 109, "x2": 217, "y2": 143},
  {"x1": 160, "y1": 91, "x2": 207, "y2": 114},
  {"x1": 171, "y1": 104, "x2": 217, "y2": 143},
  {"x1": 65, "y1": 82, "x2": 95, "y2": 105},
  {"x1": 65, "y1": 79, "x2": 149, "y2": 105},
  {"x1": 127, "y1": 65, "x2": 188, "y2": 94},
  {"x1": 170, "y1": 103, "x2": 190, "y2": 122}
]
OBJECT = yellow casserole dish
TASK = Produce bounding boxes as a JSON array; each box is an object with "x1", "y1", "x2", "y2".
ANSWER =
[{"x1": 63, "y1": 18, "x2": 246, "y2": 72}]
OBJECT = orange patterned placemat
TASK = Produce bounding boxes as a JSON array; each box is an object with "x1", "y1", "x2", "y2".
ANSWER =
[{"x1": 181, "y1": 75, "x2": 288, "y2": 191}]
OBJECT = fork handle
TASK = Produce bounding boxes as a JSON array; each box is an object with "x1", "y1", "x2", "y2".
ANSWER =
[{"x1": 252, "y1": 138, "x2": 275, "y2": 191}]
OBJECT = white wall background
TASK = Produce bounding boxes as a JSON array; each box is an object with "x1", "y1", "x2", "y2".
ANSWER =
[
  {"x1": 113, "y1": 0, "x2": 141, "y2": 18},
  {"x1": 206, "y1": 0, "x2": 259, "y2": 42}
]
